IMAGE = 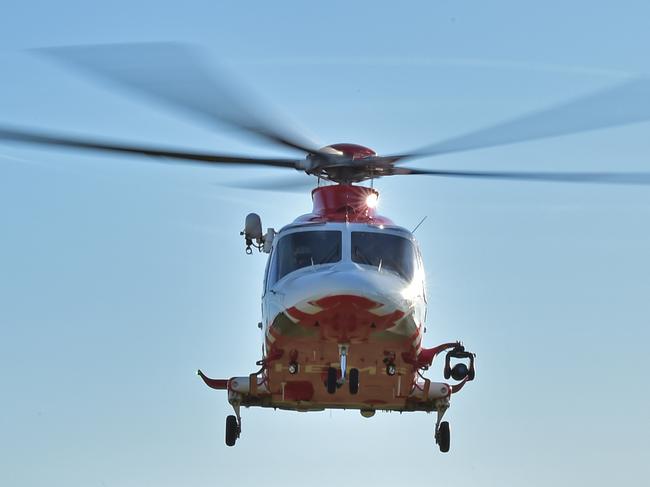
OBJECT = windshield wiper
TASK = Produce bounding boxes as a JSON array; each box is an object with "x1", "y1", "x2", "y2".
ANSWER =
[
  {"x1": 318, "y1": 244, "x2": 340, "y2": 265},
  {"x1": 353, "y1": 246, "x2": 373, "y2": 265}
]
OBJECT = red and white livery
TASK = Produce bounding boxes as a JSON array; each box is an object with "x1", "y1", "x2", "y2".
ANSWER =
[{"x1": 198, "y1": 145, "x2": 476, "y2": 452}]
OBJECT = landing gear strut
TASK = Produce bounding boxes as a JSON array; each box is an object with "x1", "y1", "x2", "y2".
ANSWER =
[{"x1": 338, "y1": 343, "x2": 349, "y2": 385}]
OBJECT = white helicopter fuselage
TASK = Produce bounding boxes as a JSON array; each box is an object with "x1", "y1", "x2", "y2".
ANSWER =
[
  {"x1": 200, "y1": 183, "x2": 473, "y2": 449},
  {"x1": 251, "y1": 185, "x2": 440, "y2": 410}
]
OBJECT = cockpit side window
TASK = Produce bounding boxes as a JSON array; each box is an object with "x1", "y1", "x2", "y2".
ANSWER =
[
  {"x1": 269, "y1": 230, "x2": 341, "y2": 285},
  {"x1": 262, "y1": 250, "x2": 271, "y2": 295},
  {"x1": 351, "y1": 231, "x2": 416, "y2": 281}
]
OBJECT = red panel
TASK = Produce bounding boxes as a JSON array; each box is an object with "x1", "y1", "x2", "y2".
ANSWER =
[
  {"x1": 283, "y1": 381, "x2": 315, "y2": 401},
  {"x1": 295, "y1": 184, "x2": 393, "y2": 224}
]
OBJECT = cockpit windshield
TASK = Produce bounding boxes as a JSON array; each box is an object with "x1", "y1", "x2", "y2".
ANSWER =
[
  {"x1": 351, "y1": 231, "x2": 416, "y2": 281},
  {"x1": 271, "y1": 230, "x2": 342, "y2": 284}
]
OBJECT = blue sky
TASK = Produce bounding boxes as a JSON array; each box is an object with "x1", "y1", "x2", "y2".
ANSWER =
[{"x1": 1, "y1": 1, "x2": 649, "y2": 486}]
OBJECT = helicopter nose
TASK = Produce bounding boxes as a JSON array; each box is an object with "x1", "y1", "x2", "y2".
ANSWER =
[
  {"x1": 271, "y1": 264, "x2": 419, "y2": 343},
  {"x1": 281, "y1": 264, "x2": 408, "y2": 308}
]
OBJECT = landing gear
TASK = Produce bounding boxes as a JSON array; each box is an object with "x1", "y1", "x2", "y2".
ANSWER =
[
  {"x1": 326, "y1": 367, "x2": 338, "y2": 394},
  {"x1": 436, "y1": 421, "x2": 450, "y2": 453},
  {"x1": 326, "y1": 343, "x2": 361, "y2": 394},
  {"x1": 434, "y1": 404, "x2": 450, "y2": 453},
  {"x1": 226, "y1": 394, "x2": 242, "y2": 447},
  {"x1": 225, "y1": 414, "x2": 240, "y2": 447},
  {"x1": 349, "y1": 368, "x2": 359, "y2": 394}
]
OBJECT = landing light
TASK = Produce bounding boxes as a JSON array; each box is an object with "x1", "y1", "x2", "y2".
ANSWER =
[{"x1": 366, "y1": 193, "x2": 379, "y2": 208}]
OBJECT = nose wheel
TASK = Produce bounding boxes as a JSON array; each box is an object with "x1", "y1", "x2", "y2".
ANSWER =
[
  {"x1": 325, "y1": 344, "x2": 359, "y2": 394},
  {"x1": 326, "y1": 367, "x2": 338, "y2": 394},
  {"x1": 348, "y1": 367, "x2": 359, "y2": 394}
]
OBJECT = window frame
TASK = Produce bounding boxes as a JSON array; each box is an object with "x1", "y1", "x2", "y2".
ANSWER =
[
  {"x1": 265, "y1": 223, "x2": 423, "y2": 290},
  {"x1": 266, "y1": 228, "x2": 343, "y2": 287}
]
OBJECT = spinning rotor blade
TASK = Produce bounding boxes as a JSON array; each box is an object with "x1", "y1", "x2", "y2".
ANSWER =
[
  {"x1": 35, "y1": 42, "x2": 321, "y2": 154},
  {"x1": 398, "y1": 167, "x2": 650, "y2": 185},
  {"x1": 222, "y1": 174, "x2": 320, "y2": 192},
  {"x1": 0, "y1": 126, "x2": 302, "y2": 168},
  {"x1": 390, "y1": 79, "x2": 650, "y2": 162}
]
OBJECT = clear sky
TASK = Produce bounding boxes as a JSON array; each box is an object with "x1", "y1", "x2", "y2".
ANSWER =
[{"x1": 1, "y1": 1, "x2": 649, "y2": 486}]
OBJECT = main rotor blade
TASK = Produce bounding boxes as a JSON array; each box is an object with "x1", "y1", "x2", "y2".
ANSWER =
[
  {"x1": 399, "y1": 167, "x2": 650, "y2": 185},
  {"x1": 221, "y1": 174, "x2": 320, "y2": 192},
  {"x1": 34, "y1": 42, "x2": 321, "y2": 154},
  {"x1": 391, "y1": 79, "x2": 650, "y2": 161},
  {"x1": 0, "y1": 126, "x2": 302, "y2": 168}
]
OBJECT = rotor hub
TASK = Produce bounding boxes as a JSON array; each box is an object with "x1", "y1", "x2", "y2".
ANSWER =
[
  {"x1": 306, "y1": 143, "x2": 386, "y2": 184},
  {"x1": 324, "y1": 143, "x2": 376, "y2": 160}
]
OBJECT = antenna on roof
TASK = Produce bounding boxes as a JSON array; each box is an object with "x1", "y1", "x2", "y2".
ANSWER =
[{"x1": 412, "y1": 216, "x2": 428, "y2": 234}]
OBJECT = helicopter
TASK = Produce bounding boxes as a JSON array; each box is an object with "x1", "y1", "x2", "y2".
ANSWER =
[{"x1": 2, "y1": 43, "x2": 650, "y2": 453}]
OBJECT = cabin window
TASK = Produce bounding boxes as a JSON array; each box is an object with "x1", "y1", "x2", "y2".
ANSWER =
[
  {"x1": 270, "y1": 230, "x2": 342, "y2": 284},
  {"x1": 351, "y1": 231, "x2": 416, "y2": 281}
]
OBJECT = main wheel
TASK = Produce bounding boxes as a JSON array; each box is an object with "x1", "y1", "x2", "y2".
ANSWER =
[
  {"x1": 437, "y1": 421, "x2": 450, "y2": 453},
  {"x1": 326, "y1": 367, "x2": 338, "y2": 394},
  {"x1": 349, "y1": 368, "x2": 359, "y2": 394},
  {"x1": 225, "y1": 415, "x2": 239, "y2": 447}
]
